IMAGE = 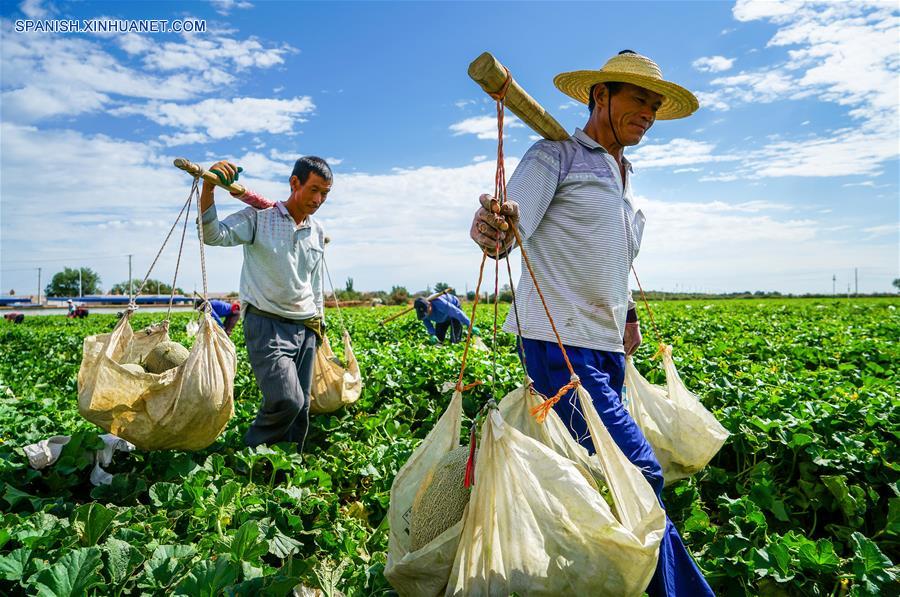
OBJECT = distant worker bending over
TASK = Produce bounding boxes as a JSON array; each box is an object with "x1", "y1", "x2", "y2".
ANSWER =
[
  {"x1": 197, "y1": 299, "x2": 241, "y2": 337},
  {"x1": 414, "y1": 293, "x2": 477, "y2": 345}
]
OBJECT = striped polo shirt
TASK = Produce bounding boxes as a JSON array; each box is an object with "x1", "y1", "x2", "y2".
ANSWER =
[
  {"x1": 502, "y1": 128, "x2": 645, "y2": 353},
  {"x1": 200, "y1": 201, "x2": 325, "y2": 320}
]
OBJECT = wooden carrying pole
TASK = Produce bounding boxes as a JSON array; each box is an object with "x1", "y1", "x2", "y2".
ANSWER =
[
  {"x1": 379, "y1": 288, "x2": 454, "y2": 326},
  {"x1": 468, "y1": 52, "x2": 568, "y2": 141},
  {"x1": 174, "y1": 158, "x2": 246, "y2": 196}
]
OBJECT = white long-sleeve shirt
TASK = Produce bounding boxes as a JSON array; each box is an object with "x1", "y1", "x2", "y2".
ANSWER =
[
  {"x1": 200, "y1": 201, "x2": 325, "y2": 320},
  {"x1": 502, "y1": 128, "x2": 646, "y2": 353}
]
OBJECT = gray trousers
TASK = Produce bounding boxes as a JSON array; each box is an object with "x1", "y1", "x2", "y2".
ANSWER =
[{"x1": 242, "y1": 311, "x2": 317, "y2": 452}]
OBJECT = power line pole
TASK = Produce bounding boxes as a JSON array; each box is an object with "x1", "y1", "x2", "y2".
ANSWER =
[
  {"x1": 36, "y1": 267, "x2": 41, "y2": 305},
  {"x1": 128, "y1": 254, "x2": 133, "y2": 299},
  {"x1": 78, "y1": 268, "x2": 83, "y2": 298},
  {"x1": 854, "y1": 268, "x2": 858, "y2": 296},
  {"x1": 832, "y1": 274, "x2": 836, "y2": 297}
]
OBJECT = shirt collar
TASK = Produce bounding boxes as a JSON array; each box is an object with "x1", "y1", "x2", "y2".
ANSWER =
[
  {"x1": 276, "y1": 202, "x2": 310, "y2": 229},
  {"x1": 572, "y1": 128, "x2": 633, "y2": 173}
]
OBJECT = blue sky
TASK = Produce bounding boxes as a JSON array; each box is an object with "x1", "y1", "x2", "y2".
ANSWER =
[{"x1": 1, "y1": 0, "x2": 897, "y2": 298}]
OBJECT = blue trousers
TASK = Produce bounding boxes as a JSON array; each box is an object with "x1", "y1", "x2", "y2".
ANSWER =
[{"x1": 522, "y1": 338, "x2": 714, "y2": 597}]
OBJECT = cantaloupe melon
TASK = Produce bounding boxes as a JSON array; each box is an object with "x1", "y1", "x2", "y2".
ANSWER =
[
  {"x1": 410, "y1": 445, "x2": 476, "y2": 551},
  {"x1": 144, "y1": 341, "x2": 189, "y2": 374},
  {"x1": 120, "y1": 363, "x2": 145, "y2": 375}
]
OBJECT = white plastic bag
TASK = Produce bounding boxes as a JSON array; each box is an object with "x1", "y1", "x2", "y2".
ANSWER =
[
  {"x1": 447, "y1": 385, "x2": 665, "y2": 596},
  {"x1": 77, "y1": 312, "x2": 236, "y2": 451},
  {"x1": 497, "y1": 379, "x2": 605, "y2": 485},
  {"x1": 625, "y1": 347, "x2": 729, "y2": 484},
  {"x1": 23, "y1": 433, "x2": 135, "y2": 486},
  {"x1": 309, "y1": 330, "x2": 362, "y2": 414},
  {"x1": 384, "y1": 390, "x2": 465, "y2": 597}
]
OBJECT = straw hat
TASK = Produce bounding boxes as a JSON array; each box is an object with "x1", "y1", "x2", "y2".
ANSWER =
[{"x1": 554, "y1": 51, "x2": 699, "y2": 120}]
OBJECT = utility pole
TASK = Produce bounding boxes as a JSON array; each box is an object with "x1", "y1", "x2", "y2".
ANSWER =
[
  {"x1": 36, "y1": 267, "x2": 41, "y2": 305},
  {"x1": 854, "y1": 268, "x2": 858, "y2": 296},
  {"x1": 78, "y1": 268, "x2": 83, "y2": 298},
  {"x1": 832, "y1": 274, "x2": 836, "y2": 297},
  {"x1": 128, "y1": 254, "x2": 133, "y2": 299}
]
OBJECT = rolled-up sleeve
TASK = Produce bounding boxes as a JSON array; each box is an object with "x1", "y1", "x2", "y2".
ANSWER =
[
  {"x1": 507, "y1": 140, "x2": 561, "y2": 243},
  {"x1": 199, "y1": 204, "x2": 257, "y2": 247}
]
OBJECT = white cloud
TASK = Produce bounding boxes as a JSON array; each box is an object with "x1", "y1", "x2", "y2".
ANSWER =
[
  {"x1": 449, "y1": 115, "x2": 524, "y2": 140},
  {"x1": 694, "y1": 91, "x2": 731, "y2": 111},
  {"x1": 472, "y1": 155, "x2": 488, "y2": 163},
  {"x1": 629, "y1": 138, "x2": 740, "y2": 169},
  {"x1": 158, "y1": 132, "x2": 211, "y2": 147},
  {"x1": 454, "y1": 99, "x2": 476, "y2": 109},
  {"x1": 210, "y1": 0, "x2": 254, "y2": 15},
  {"x1": 558, "y1": 100, "x2": 582, "y2": 111},
  {"x1": 114, "y1": 96, "x2": 315, "y2": 140},
  {"x1": 693, "y1": 55, "x2": 736, "y2": 72},
  {"x1": 862, "y1": 223, "x2": 899, "y2": 238},
  {"x1": 692, "y1": 1, "x2": 899, "y2": 180},
  {"x1": 19, "y1": 0, "x2": 51, "y2": 18},
  {"x1": 0, "y1": 19, "x2": 296, "y2": 124}
]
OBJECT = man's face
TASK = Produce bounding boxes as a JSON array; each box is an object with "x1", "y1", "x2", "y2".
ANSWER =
[
  {"x1": 290, "y1": 172, "x2": 332, "y2": 214},
  {"x1": 607, "y1": 83, "x2": 664, "y2": 146}
]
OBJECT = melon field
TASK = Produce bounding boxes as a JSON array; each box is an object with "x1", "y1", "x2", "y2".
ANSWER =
[{"x1": 0, "y1": 298, "x2": 897, "y2": 596}]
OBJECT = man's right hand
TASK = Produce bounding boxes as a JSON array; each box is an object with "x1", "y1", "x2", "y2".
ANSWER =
[
  {"x1": 207, "y1": 161, "x2": 241, "y2": 189},
  {"x1": 470, "y1": 194, "x2": 519, "y2": 256}
]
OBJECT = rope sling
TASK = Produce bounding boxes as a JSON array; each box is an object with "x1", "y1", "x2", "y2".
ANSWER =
[
  {"x1": 76, "y1": 176, "x2": 236, "y2": 451},
  {"x1": 308, "y1": 255, "x2": 362, "y2": 414}
]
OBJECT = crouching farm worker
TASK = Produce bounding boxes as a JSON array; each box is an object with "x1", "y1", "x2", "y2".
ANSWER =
[
  {"x1": 470, "y1": 50, "x2": 713, "y2": 596},
  {"x1": 199, "y1": 157, "x2": 332, "y2": 453},
  {"x1": 414, "y1": 293, "x2": 475, "y2": 345}
]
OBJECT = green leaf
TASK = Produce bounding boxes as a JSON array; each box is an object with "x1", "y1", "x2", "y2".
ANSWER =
[
  {"x1": 103, "y1": 537, "x2": 145, "y2": 587},
  {"x1": 850, "y1": 532, "x2": 896, "y2": 590},
  {"x1": 71, "y1": 502, "x2": 116, "y2": 547},
  {"x1": 149, "y1": 482, "x2": 186, "y2": 508},
  {"x1": 268, "y1": 527, "x2": 302, "y2": 559},
  {"x1": 885, "y1": 497, "x2": 900, "y2": 537},
  {"x1": 797, "y1": 539, "x2": 839, "y2": 573},
  {"x1": 139, "y1": 544, "x2": 197, "y2": 591},
  {"x1": 173, "y1": 557, "x2": 240, "y2": 596},
  {"x1": 226, "y1": 521, "x2": 268, "y2": 564},
  {"x1": 0, "y1": 547, "x2": 31, "y2": 582},
  {"x1": 822, "y1": 475, "x2": 864, "y2": 523},
  {"x1": 30, "y1": 547, "x2": 103, "y2": 597}
]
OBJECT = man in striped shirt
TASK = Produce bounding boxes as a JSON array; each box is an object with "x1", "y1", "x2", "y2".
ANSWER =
[{"x1": 470, "y1": 51, "x2": 713, "y2": 596}]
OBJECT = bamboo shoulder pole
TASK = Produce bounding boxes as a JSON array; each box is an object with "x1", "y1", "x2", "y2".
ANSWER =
[
  {"x1": 174, "y1": 158, "x2": 246, "y2": 196},
  {"x1": 468, "y1": 52, "x2": 569, "y2": 142}
]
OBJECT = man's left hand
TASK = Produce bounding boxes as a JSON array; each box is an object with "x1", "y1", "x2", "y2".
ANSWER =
[{"x1": 624, "y1": 321, "x2": 642, "y2": 356}]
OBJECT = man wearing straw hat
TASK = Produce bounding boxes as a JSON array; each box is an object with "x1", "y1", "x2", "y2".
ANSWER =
[
  {"x1": 198, "y1": 156, "x2": 332, "y2": 453},
  {"x1": 470, "y1": 51, "x2": 712, "y2": 595}
]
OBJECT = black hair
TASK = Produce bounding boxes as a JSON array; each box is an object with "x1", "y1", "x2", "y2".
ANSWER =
[
  {"x1": 588, "y1": 50, "x2": 637, "y2": 114},
  {"x1": 291, "y1": 156, "x2": 333, "y2": 185}
]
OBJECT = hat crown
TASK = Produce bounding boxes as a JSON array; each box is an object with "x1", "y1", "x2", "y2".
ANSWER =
[{"x1": 601, "y1": 53, "x2": 663, "y2": 81}]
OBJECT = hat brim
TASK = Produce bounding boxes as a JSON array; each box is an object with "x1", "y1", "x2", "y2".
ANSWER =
[{"x1": 553, "y1": 70, "x2": 699, "y2": 120}]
